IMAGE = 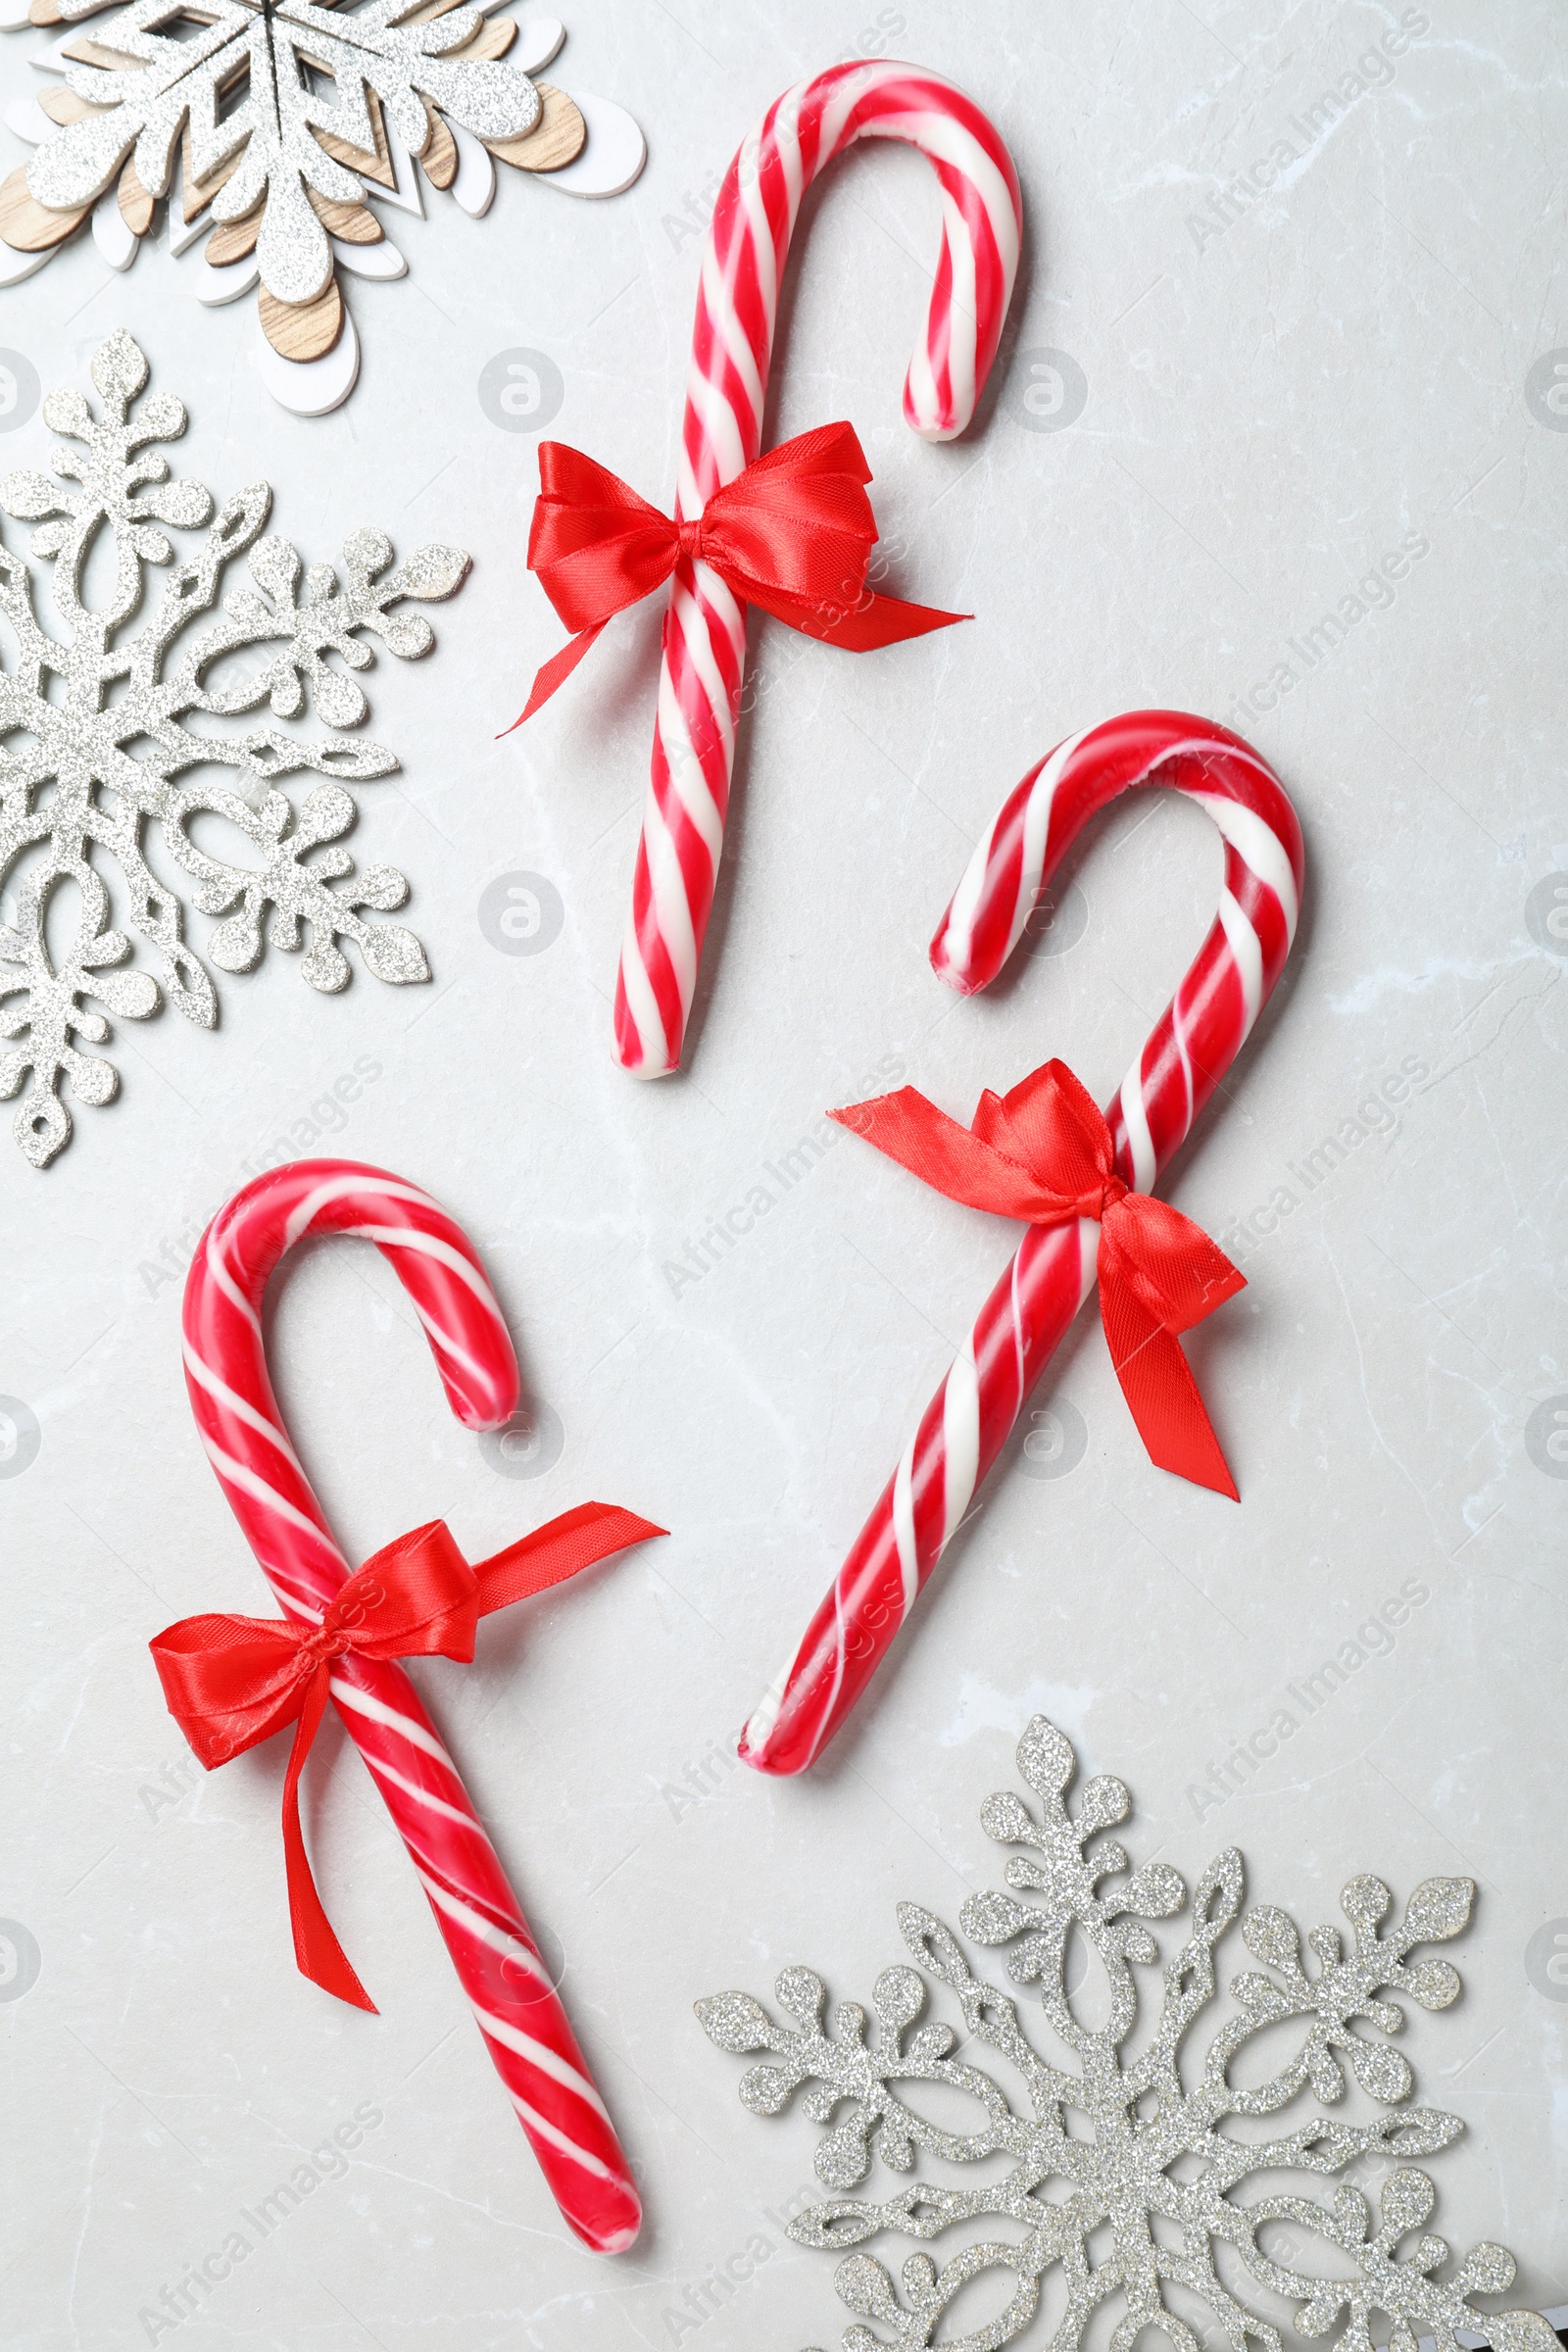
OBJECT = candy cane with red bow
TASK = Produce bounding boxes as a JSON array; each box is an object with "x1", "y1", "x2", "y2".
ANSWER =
[
  {"x1": 548, "y1": 62, "x2": 1020, "y2": 1076},
  {"x1": 739, "y1": 711, "x2": 1304, "y2": 1777},
  {"x1": 167, "y1": 1161, "x2": 652, "y2": 2252}
]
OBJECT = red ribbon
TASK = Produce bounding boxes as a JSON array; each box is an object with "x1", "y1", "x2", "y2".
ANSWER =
[
  {"x1": 828, "y1": 1059, "x2": 1245, "y2": 1499},
  {"x1": 510, "y1": 419, "x2": 967, "y2": 728},
  {"x1": 149, "y1": 1503, "x2": 662, "y2": 2012}
]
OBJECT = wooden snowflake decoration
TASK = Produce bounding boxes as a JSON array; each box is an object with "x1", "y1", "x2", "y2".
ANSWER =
[
  {"x1": 0, "y1": 0, "x2": 644, "y2": 412},
  {"x1": 700, "y1": 1715, "x2": 1553, "y2": 2352},
  {"x1": 0, "y1": 327, "x2": 466, "y2": 1165}
]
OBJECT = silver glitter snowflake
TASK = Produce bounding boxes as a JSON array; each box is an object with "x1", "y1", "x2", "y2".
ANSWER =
[
  {"x1": 700, "y1": 1716, "x2": 1553, "y2": 2352},
  {"x1": 0, "y1": 326, "x2": 466, "y2": 1166}
]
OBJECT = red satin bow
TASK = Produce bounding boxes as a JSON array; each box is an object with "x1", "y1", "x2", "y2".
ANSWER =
[
  {"x1": 510, "y1": 419, "x2": 967, "y2": 727},
  {"x1": 149, "y1": 1503, "x2": 662, "y2": 2011},
  {"x1": 829, "y1": 1059, "x2": 1245, "y2": 1499}
]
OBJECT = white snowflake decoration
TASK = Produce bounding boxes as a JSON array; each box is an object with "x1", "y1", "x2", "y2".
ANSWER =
[
  {"x1": 19, "y1": 0, "x2": 540, "y2": 285},
  {"x1": 0, "y1": 326, "x2": 466, "y2": 1166},
  {"x1": 0, "y1": 1, "x2": 645, "y2": 412},
  {"x1": 700, "y1": 1716, "x2": 1554, "y2": 2352}
]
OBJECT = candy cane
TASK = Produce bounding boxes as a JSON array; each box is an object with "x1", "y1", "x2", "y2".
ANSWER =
[
  {"x1": 182, "y1": 1159, "x2": 642, "y2": 2252},
  {"x1": 613, "y1": 60, "x2": 1022, "y2": 1076},
  {"x1": 739, "y1": 710, "x2": 1304, "y2": 1776}
]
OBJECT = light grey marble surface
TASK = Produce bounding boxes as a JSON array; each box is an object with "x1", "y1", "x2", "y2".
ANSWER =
[{"x1": 0, "y1": 4, "x2": 1564, "y2": 2348}]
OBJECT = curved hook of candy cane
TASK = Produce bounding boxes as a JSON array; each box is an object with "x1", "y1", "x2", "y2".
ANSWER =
[
  {"x1": 738, "y1": 713, "x2": 1305, "y2": 1778},
  {"x1": 613, "y1": 61, "x2": 1023, "y2": 1080},
  {"x1": 930, "y1": 710, "x2": 1305, "y2": 1190},
  {"x1": 681, "y1": 61, "x2": 1023, "y2": 497},
  {"x1": 182, "y1": 1159, "x2": 518, "y2": 1618}
]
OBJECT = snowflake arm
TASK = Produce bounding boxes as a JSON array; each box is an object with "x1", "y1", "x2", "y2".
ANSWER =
[
  {"x1": 0, "y1": 331, "x2": 213, "y2": 635},
  {"x1": 956, "y1": 1715, "x2": 1189, "y2": 2056},
  {"x1": 1192, "y1": 1874, "x2": 1474, "y2": 2126},
  {"x1": 172, "y1": 527, "x2": 469, "y2": 736},
  {"x1": 167, "y1": 779, "x2": 427, "y2": 991},
  {"x1": 0, "y1": 860, "x2": 159, "y2": 1167},
  {"x1": 698, "y1": 1964, "x2": 1031, "y2": 2195},
  {"x1": 1244, "y1": 2172, "x2": 1558, "y2": 2352},
  {"x1": 30, "y1": 1, "x2": 256, "y2": 213}
]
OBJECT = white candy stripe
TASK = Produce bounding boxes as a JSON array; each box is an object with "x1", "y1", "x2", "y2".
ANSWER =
[
  {"x1": 1017, "y1": 731, "x2": 1081, "y2": 921},
  {"x1": 203, "y1": 1227, "x2": 261, "y2": 1332},
  {"x1": 891, "y1": 1430, "x2": 920, "y2": 1617},
  {"x1": 511, "y1": 2095, "x2": 620, "y2": 2181},
  {"x1": 181, "y1": 1159, "x2": 643, "y2": 2253},
  {"x1": 330, "y1": 1676, "x2": 460, "y2": 1769},
  {"x1": 1076, "y1": 1218, "x2": 1102, "y2": 1302},
  {"x1": 282, "y1": 1174, "x2": 445, "y2": 1250},
  {"x1": 611, "y1": 63, "x2": 1021, "y2": 1075},
  {"x1": 1194, "y1": 789, "x2": 1301, "y2": 941},
  {"x1": 1118, "y1": 1068, "x2": 1158, "y2": 1195},
  {"x1": 257, "y1": 1569, "x2": 324, "y2": 1625},
  {"x1": 1216, "y1": 888, "x2": 1265, "y2": 1033},
  {"x1": 344, "y1": 1222, "x2": 508, "y2": 1325},
  {"x1": 181, "y1": 1339, "x2": 302, "y2": 1470},
  {"x1": 416, "y1": 1870, "x2": 553, "y2": 1984},
  {"x1": 939, "y1": 820, "x2": 1001, "y2": 972},
  {"x1": 199, "y1": 1432, "x2": 345, "y2": 1556},
  {"x1": 740, "y1": 1657, "x2": 792, "y2": 1756},
  {"x1": 408, "y1": 1298, "x2": 498, "y2": 1394},
  {"x1": 471, "y1": 2006, "x2": 613, "y2": 2122},
  {"x1": 616, "y1": 907, "x2": 666, "y2": 1074},
  {"x1": 941, "y1": 1344, "x2": 982, "y2": 1545},
  {"x1": 639, "y1": 760, "x2": 701, "y2": 1005},
  {"x1": 360, "y1": 1747, "x2": 483, "y2": 1832}
]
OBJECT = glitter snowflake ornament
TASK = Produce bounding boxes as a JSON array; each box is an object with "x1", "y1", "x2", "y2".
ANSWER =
[
  {"x1": 0, "y1": 1, "x2": 644, "y2": 414},
  {"x1": 0, "y1": 327, "x2": 466, "y2": 1167},
  {"x1": 700, "y1": 1716, "x2": 1553, "y2": 2352}
]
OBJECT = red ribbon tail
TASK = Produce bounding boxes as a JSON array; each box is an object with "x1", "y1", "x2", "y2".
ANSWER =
[
  {"x1": 1099, "y1": 1283, "x2": 1240, "y2": 1501},
  {"x1": 473, "y1": 1501, "x2": 665, "y2": 1614},
  {"x1": 826, "y1": 587, "x2": 971, "y2": 652},
  {"x1": 280, "y1": 1666, "x2": 377, "y2": 2013},
  {"x1": 500, "y1": 621, "x2": 607, "y2": 734},
  {"x1": 744, "y1": 582, "x2": 969, "y2": 654}
]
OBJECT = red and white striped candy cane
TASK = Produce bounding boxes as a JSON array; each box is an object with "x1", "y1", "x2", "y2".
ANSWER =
[
  {"x1": 182, "y1": 1160, "x2": 642, "y2": 2252},
  {"x1": 739, "y1": 710, "x2": 1304, "y2": 1776},
  {"x1": 613, "y1": 61, "x2": 1022, "y2": 1076}
]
